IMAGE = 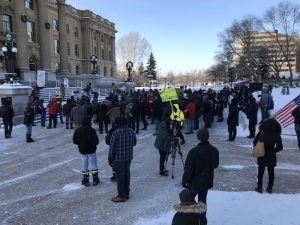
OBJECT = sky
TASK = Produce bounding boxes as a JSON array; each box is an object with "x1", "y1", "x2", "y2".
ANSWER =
[{"x1": 66, "y1": 0, "x2": 297, "y2": 74}]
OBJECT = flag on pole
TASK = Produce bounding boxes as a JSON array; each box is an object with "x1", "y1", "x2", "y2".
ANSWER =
[{"x1": 274, "y1": 95, "x2": 300, "y2": 128}]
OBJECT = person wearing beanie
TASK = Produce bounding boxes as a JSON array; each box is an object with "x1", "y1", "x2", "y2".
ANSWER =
[
  {"x1": 182, "y1": 128, "x2": 219, "y2": 225},
  {"x1": 172, "y1": 189, "x2": 207, "y2": 225}
]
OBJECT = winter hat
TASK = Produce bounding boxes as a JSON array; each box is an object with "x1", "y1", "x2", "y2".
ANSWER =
[
  {"x1": 179, "y1": 189, "x2": 196, "y2": 205},
  {"x1": 197, "y1": 128, "x2": 209, "y2": 141}
]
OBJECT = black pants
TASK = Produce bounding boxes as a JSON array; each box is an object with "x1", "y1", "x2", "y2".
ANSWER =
[
  {"x1": 177, "y1": 129, "x2": 185, "y2": 143},
  {"x1": 159, "y1": 150, "x2": 167, "y2": 172},
  {"x1": 114, "y1": 160, "x2": 131, "y2": 198},
  {"x1": 257, "y1": 166, "x2": 274, "y2": 187},
  {"x1": 248, "y1": 119, "x2": 256, "y2": 137},
  {"x1": 3, "y1": 118, "x2": 13, "y2": 138},
  {"x1": 228, "y1": 124, "x2": 237, "y2": 140},
  {"x1": 98, "y1": 119, "x2": 108, "y2": 133},
  {"x1": 141, "y1": 114, "x2": 148, "y2": 129},
  {"x1": 48, "y1": 115, "x2": 57, "y2": 128},
  {"x1": 197, "y1": 189, "x2": 208, "y2": 225}
]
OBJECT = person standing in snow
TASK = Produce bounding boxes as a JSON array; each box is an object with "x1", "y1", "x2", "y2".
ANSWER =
[
  {"x1": 182, "y1": 128, "x2": 219, "y2": 225},
  {"x1": 73, "y1": 116, "x2": 99, "y2": 186},
  {"x1": 292, "y1": 105, "x2": 300, "y2": 150},
  {"x1": 172, "y1": 189, "x2": 206, "y2": 225},
  {"x1": 253, "y1": 118, "x2": 283, "y2": 194}
]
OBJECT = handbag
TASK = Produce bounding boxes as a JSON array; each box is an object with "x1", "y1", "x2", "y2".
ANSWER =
[{"x1": 252, "y1": 131, "x2": 265, "y2": 157}]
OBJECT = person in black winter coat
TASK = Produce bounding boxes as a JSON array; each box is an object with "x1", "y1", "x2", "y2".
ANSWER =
[
  {"x1": 73, "y1": 116, "x2": 100, "y2": 186},
  {"x1": 63, "y1": 98, "x2": 74, "y2": 129},
  {"x1": 0, "y1": 98, "x2": 14, "y2": 138},
  {"x1": 253, "y1": 118, "x2": 283, "y2": 194},
  {"x1": 95, "y1": 101, "x2": 109, "y2": 134},
  {"x1": 172, "y1": 189, "x2": 206, "y2": 225},
  {"x1": 292, "y1": 105, "x2": 300, "y2": 150},
  {"x1": 182, "y1": 129, "x2": 219, "y2": 225},
  {"x1": 227, "y1": 98, "x2": 239, "y2": 141},
  {"x1": 23, "y1": 102, "x2": 35, "y2": 143},
  {"x1": 244, "y1": 96, "x2": 258, "y2": 138}
]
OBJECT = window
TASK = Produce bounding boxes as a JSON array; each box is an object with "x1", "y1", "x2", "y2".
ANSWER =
[
  {"x1": 74, "y1": 44, "x2": 79, "y2": 57},
  {"x1": 26, "y1": 21, "x2": 35, "y2": 42},
  {"x1": 94, "y1": 32, "x2": 97, "y2": 40},
  {"x1": 76, "y1": 65, "x2": 80, "y2": 75},
  {"x1": 100, "y1": 34, "x2": 104, "y2": 42},
  {"x1": 67, "y1": 42, "x2": 70, "y2": 56},
  {"x1": 102, "y1": 49, "x2": 105, "y2": 60},
  {"x1": 54, "y1": 39, "x2": 59, "y2": 54},
  {"x1": 53, "y1": 19, "x2": 59, "y2": 31},
  {"x1": 24, "y1": 0, "x2": 33, "y2": 9},
  {"x1": 66, "y1": 24, "x2": 69, "y2": 35},
  {"x1": 74, "y1": 27, "x2": 79, "y2": 37},
  {"x1": 2, "y1": 14, "x2": 12, "y2": 33},
  {"x1": 94, "y1": 47, "x2": 97, "y2": 55}
]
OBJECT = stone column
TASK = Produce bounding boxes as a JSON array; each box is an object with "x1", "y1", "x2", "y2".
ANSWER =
[
  {"x1": 37, "y1": 0, "x2": 51, "y2": 71},
  {"x1": 13, "y1": 0, "x2": 30, "y2": 79},
  {"x1": 57, "y1": 0, "x2": 69, "y2": 75}
]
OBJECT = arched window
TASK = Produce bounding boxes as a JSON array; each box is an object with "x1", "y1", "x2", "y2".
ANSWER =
[
  {"x1": 76, "y1": 65, "x2": 80, "y2": 75},
  {"x1": 29, "y1": 55, "x2": 37, "y2": 71},
  {"x1": 110, "y1": 67, "x2": 114, "y2": 77},
  {"x1": 96, "y1": 65, "x2": 100, "y2": 74}
]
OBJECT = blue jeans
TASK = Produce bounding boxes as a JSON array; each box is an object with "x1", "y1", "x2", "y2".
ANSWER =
[
  {"x1": 185, "y1": 119, "x2": 193, "y2": 133},
  {"x1": 26, "y1": 124, "x2": 32, "y2": 136},
  {"x1": 154, "y1": 119, "x2": 161, "y2": 134},
  {"x1": 81, "y1": 153, "x2": 98, "y2": 172},
  {"x1": 40, "y1": 112, "x2": 46, "y2": 127}
]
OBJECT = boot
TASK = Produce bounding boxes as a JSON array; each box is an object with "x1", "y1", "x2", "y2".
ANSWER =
[
  {"x1": 110, "y1": 172, "x2": 117, "y2": 182},
  {"x1": 81, "y1": 171, "x2": 90, "y2": 187},
  {"x1": 255, "y1": 184, "x2": 263, "y2": 194},
  {"x1": 91, "y1": 170, "x2": 100, "y2": 186},
  {"x1": 26, "y1": 134, "x2": 34, "y2": 143}
]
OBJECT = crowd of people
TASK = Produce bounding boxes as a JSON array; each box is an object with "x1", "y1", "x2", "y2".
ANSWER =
[{"x1": 1, "y1": 83, "x2": 300, "y2": 224}]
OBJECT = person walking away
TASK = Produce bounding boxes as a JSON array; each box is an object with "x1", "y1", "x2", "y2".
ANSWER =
[
  {"x1": 227, "y1": 98, "x2": 239, "y2": 141},
  {"x1": 244, "y1": 95, "x2": 258, "y2": 138},
  {"x1": 108, "y1": 117, "x2": 136, "y2": 202},
  {"x1": 259, "y1": 88, "x2": 268, "y2": 123},
  {"x1": 63, "y1": 98, "x2": 73, "y2": 129},
  {"x1": 172, "y1": 189, "x2": 206, "y2": 225},
  {"x1": 95, "y1": 101, "x2": 109, "y2": 134},
  {"x1": 182, "y1": 128, "x2": 219, "y2": 225},
  {"x1": 253, "y1": 118, "x2": 283, "y2": 194},
  {"x1": 70, "y1": 100, "x2": 87, "y2": 130},
  {"x1": 184, "y1": 98, "x2": 196, "y2": 134},
  {"x1": 154, "y1": 120, "x2": 176, "y2": 176},
  {"x1": 73, "y1": 116, "x2": 100, "y2": 186},
  {"x1": 36, "y1": 99, "x2": 46, "y2": 127},
  {"x1": 292, "y1": 105, "x2": 300, "y2": 150},
  {"x1": 47, "y1": 97, "x2": 58, "y2": 129},
  {"x1": 23, "y1": 102, "x2": 35, "y2": 142},
  {"x1": 0, "y1": 98, "x2": 14, "y2": 138},
  {"x1": 56, "y1": 95, "x2": 64, "y2": 124}
]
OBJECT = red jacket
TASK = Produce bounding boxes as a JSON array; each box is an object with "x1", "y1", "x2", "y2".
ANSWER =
[
  {"x1": 48, "y1": 98, "x2": 58, "y2": 116},
  {"x1": 184, "y1": 101, "x2": 196, "y2": 120}
]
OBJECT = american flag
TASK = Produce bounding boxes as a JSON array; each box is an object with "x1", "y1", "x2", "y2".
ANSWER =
[{"x1": 274, "y1": 95, "x2": 300, "y2": 128}]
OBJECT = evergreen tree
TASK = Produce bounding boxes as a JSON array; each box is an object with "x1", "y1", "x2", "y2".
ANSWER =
[{"x1": 146, "y1": 52, "x2": 157, "y2": 79}]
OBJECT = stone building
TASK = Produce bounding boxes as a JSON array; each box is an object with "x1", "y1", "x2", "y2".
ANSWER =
[{"x1": 0, "y1": 0, "x2": 117, "y2": 82}]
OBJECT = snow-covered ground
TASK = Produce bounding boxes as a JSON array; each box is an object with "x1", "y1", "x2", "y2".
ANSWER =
[{"x1": 0, "y1": 85, "x2": 299, "y2": 225}]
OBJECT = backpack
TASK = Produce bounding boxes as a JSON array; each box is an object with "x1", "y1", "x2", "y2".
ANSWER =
[{"x1": 35, "y1": 103, "x2": 42, "y2": 114}]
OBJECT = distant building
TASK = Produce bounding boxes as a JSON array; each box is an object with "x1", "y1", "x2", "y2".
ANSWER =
[
  {"x1": 234, "y1": 31, "x2": 300, "y2": 78},
  {"x1": 0, "y1": 0, "x2": 117, "y2": 81}
]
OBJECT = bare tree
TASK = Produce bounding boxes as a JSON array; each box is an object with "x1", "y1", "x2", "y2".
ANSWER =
[
  {"x1": 263, "y1": 1, "x2": 300, "y2": 81},
  {"x1": 116, "y1": 32, "x2": 152, "y2": 81}
]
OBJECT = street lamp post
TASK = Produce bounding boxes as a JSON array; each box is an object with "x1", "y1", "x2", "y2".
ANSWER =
[
  {"x1": 1, "y1": 34, "x2": 18, "y2": 74},
  {"x1": 90, "y1": 54, "x2": 97, "y2": 74},
  {"x1": 126, "y1": 61, "x2": 133, "y2": 82}
]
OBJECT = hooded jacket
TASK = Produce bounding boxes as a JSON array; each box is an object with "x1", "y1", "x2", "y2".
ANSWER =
[{"x1": 172, "y1": 202, "x2": 206, "y2": 225}]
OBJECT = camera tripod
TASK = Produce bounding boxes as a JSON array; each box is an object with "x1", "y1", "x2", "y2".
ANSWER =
[{"x1": 164, "y1": 138, "x2": 185, "y2": 179}]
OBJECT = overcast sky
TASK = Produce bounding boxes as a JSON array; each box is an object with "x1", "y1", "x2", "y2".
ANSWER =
[{"x1": 66, "y1": 0, "x2": 298, "y2": 74}]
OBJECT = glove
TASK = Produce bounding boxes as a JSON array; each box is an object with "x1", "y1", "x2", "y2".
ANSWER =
[{"x1": 108, "y1": 158, "x2": 113, "y2": 167}]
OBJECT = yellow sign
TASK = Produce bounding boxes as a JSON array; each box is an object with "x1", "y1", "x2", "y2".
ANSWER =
[{"x1": 159, "y1": 88, "x2": 178, "y2": 102}]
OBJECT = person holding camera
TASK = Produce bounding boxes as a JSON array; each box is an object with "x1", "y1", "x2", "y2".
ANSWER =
[
  {"x1": 154, "y1": 119, "x2": 176, "y2": 176},
  {"x1": 170, "y1": 103, "x2": 185, "y2": 144},
  {"x1": 182, "y1": 128, "x2": 219, "y2": 225}
]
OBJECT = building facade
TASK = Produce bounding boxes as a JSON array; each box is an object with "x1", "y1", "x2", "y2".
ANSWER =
[
  {"x1": 0, "y1": 0, "x2": 117, "y2": 81},
  {"x1": 235, "y1": 31, "x2": 300, "y2": 78}
]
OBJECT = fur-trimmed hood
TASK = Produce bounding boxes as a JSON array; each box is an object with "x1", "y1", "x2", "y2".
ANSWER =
[{"x1": 173, "y1": 202, "x2": 206, "y2": 214}]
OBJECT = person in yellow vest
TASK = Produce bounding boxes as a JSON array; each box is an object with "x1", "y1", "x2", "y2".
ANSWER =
[{"x1": 170, "y1": 103, "x2": 185, "y2": 144}]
